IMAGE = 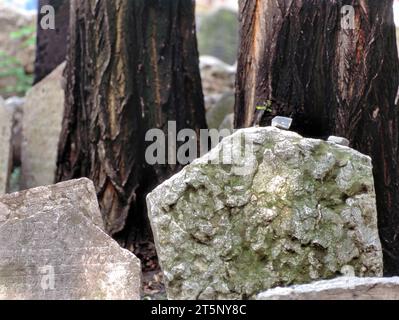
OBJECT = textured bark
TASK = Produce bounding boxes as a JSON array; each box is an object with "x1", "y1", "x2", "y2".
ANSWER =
[
  {"x1": 34, "y1": 0, "x2": 70, "y2": 84},
  {"x1": 235, "y1": 0, "x2": 399, "y2": 275},
  {"x1": 56, "y1": 0, "x2": 207, "y2": 248}
]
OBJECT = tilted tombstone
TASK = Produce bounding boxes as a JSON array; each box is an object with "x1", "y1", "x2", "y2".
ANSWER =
[
  {"x1": 0, "y1": 178, "x2": 141, "y2": 300},
  {"x1": 21, "y1": 62, "x2": 66, "y2": 190},
  {"x1": 0, "y1": 98, "x2": 12, "y2": 194}
]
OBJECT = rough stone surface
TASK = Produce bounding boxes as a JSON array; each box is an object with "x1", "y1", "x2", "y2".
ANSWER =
[
  {"x1": 257, "y1": 277, "x2": 399, "y2": 300},
  {"x1": 200, "y1": 56, "x2": 236, "y2": 98},
  {"x1": 147, "y1": 127, "x2": 383, "y2": 300},
  {"x1": 0, "y1": 178, "x2": 141, "y2": 300},
  {"x1": 328, "y1": 136, "x2": 350, "y2": 147},
  {"x1": 21, "y1": 62, "x2": 66, "y2": 190},
  {"x1": 0, "y1": 97, "x2": 12, "y2": 194}
]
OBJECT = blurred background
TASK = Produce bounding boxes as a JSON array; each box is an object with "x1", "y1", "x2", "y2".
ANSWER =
[{"x1": 0, "y1": 0, "x2": 398, "y2": 99}]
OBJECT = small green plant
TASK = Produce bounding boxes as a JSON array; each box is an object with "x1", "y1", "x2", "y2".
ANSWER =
[
  {"x1": 10, "y1": 26, "x2": 37, "y2": 47},
  {"x1": 256, "y1": 100, "x2": 273, "y2": 112},
  {"x1": 0, "y1": 25, "x2": 36, "y2": 96},
  {"x1": 0, "y1": 50, "x2": 33, "y2": 96}
]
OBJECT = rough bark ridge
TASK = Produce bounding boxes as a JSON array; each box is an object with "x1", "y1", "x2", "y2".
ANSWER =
[
  {"x1": 56, "y1": 0, "x2": 207, "y2": 248},
  {"x1": 235, "y1": 0, "x2": 399, "y2": 275},
  {"x1": 34, "y1": 0, "x2": 70, "y2": 84}
]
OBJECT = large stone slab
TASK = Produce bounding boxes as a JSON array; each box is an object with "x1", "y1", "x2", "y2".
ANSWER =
[
  {"x1": 21, "y1": 62, "x2": 66, "y2": 190},
  {"x1": 257, "y1": 277, "x2": 399, "y2": 300},
  {"x1": 147, "y1": 127, "x2": 383, "y2": 300},
  {"x1": 0, "y1": 97, "x2": 12, "y2": 194},
  {"x1": 0, "y1": 178, "x2": 141, "y2": 300}
]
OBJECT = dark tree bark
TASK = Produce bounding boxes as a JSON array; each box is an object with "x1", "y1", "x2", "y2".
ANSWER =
[
  {"x1": 34, "y1": 0, "x2": 70, "y2": 84},
  {"x1": 235, "y1": 0, "x2": 399, "y2": 275},
  {"x1": 56, "y1": 0, "x2": 207, "y2": 250}
]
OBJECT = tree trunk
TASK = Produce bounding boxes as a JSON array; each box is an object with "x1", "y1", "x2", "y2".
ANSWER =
[
  {"x1": 56, "y1": 0, "x2": 207, "y2": 251},
  {"x1": 235, "y1": 0, "x2": 399, "y2": 275},
  {"x1": 34, "y1": 0, "x2": 70, "y2": 84}
]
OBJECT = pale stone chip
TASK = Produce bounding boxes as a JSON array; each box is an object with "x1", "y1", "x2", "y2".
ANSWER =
[{"x1": 257, "y1": 277, "x2": 399, "y2": 300}]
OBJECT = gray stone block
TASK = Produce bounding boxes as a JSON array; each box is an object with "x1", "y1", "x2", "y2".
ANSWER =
[{"x1": 0, "y1": 178, "x2": 141, "y2": 300}]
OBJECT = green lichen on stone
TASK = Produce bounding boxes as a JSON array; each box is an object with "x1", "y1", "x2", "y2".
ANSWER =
[{"x1": 147, "y1": 127, "x2": 383, "y2": 300}]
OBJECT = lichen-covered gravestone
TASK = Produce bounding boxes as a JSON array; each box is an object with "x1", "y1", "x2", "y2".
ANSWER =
[
  {"x1": 0, "y1": 97, "x2": 12, "y2": 194},
  {"x1": 0, "y1": 178, "x2": 141, "y2": 300},
  {"x1": 147, "y1": 127, "x2": 383, "y2": 300},
  {"x1": 21, "y1": 62, "x2": 65, "y2": 190}
]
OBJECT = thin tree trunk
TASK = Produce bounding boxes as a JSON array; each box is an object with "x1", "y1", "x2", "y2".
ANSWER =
[
  {"x1": 56, "y1": 0, "x2": 207, "y2": 249},
  {"x1": 34, "y1": 0, "x2": 70, "y2": 84},
  {"x1": 235, "y1": 0, "x2": 399, "y2": 275}
]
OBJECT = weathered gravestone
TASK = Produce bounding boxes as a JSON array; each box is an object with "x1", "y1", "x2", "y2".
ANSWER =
[
  {"x1": 219, "y1": 113, "x2": 234, "y2": 131},
  {"x1": 257, "y1": 277, "x2": 399, "y2": 300},
  {"x1": 6, "y1": 96, "x2": 25, "y2": 168},
  {"x1": 0, "y1": 178, "x2": 141, "y2": 300},
  {"x1": 21, "y1": 62, "x2": 65, "y2": 190},
  {"x1": 200, "y1": 56, "x2": 236, "y2": 98},
  {"x1": 206, "y1": 92, "x2": 235, "y2": 129},
  {"x1": 0, "y1": 97, "x2": 12, "y2": 194},
  {"x1": 147, "y1": 127, "x2": 383, "y2": 300}
]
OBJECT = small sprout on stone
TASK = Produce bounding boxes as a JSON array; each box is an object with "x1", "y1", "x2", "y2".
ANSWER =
[{"x1": 256, "y1": 100, "x2": 273, "y2": 112}]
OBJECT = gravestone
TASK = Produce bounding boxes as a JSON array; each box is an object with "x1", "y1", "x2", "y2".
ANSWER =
[
  {"x1": 0, "y1": 178, "x2": 141, "y2": 300},
  {"x1": 257, "y1": 277, "x2": 399, "y2": 300},
  {"x1": 147, "y1": 127, "x2": 383, "y2": 300},
  {"x1": 21, "y1": 62, "x2": 65, "y2": 190},
  {"x1": 200, "y1": 56, "x2": 236, "y2": 97},
  {"x1": 0, "y1": 98, "x2": 12, "y2": 194},
  {"x1": 219, "y1": 113, "x2": 234, "y2": 131},
  {"x1": 206, "y1": 92, "x2": 235, "y2": 129},
  {"x1": 6, "y1": 96, "x2": 25, "y2": 167}
]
